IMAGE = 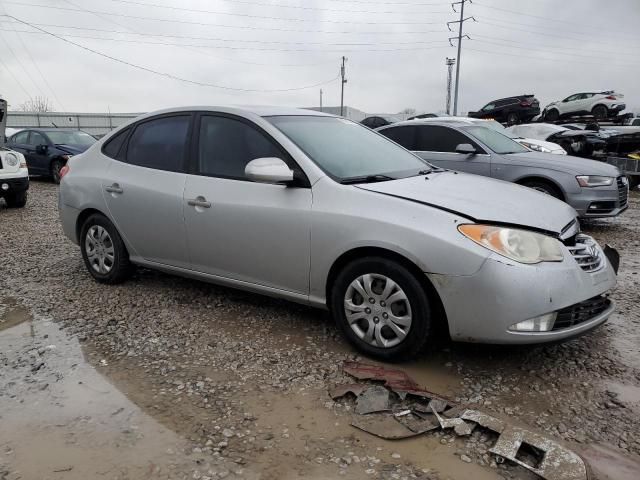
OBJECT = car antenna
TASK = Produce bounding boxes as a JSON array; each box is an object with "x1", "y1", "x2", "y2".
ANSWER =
[{"x1": 51, "y1": 122, "x2": 58, "y2": 128}]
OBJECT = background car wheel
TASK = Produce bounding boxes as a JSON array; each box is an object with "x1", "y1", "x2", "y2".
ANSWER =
[
  {"x1": 592, "y1": 105, "x2": 608, "y2": 120},
  {"x1": 521, "y1": 180, "x2": 563, "y2": 199},
  {"x1": 330, "y1": 257, "x2": 432, "y2": 361},
  {"x1": 506, "y1": 112, "x2": 520, "y2": 125},
  {"x1": 80, "y1": 213, "x2": 133, "y2": 284},
  {"x1": 51, "y1": 159, "x2": 64, "y2": 184},
  {"x1": 4, "y1": 191, "x2": 27, "y2": 208},
  {"x1": 544, "y1": 109, "x2": 559, "y2": 122}
]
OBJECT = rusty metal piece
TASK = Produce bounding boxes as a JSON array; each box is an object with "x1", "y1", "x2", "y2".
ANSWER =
[
  {"x1": 355, "y1": 386, "x2": 390, "y2": 415},
  {"x1": 351, "y1": 415, "x2": 424, "y2": 440},
  {"x1": 342, "y1": 361, "x2": 451, "y2": 403},
  {"x1": 489, "y1": 425, "x2": 588, "y2": 480},
  {"x1": 329, "y1": 383, "x2": 368, "y2": 400}
]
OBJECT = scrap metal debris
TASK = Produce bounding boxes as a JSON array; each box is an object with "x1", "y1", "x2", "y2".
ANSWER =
[{"x1": 332, "y1": 361, "x2": 590, "y2": 480}]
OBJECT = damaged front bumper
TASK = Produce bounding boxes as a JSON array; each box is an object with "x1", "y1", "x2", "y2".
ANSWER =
[{"x1": 428, "y1": 239, "x2": 617, "y2": 344}]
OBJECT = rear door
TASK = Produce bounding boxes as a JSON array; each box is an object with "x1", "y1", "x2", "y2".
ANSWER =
[
  {"x1": 413, "y1": 125, "x2": 490, "y2": 176},
  {"x1": 101, "y1": 113, "x2": 192, "y2": 268},
  {"x1": 183, "y1": 113, "x2": 312, "y2": 294}
]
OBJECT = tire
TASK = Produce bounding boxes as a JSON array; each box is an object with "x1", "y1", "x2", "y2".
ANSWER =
[
  {"x1": 4, "y1": 191, "x2": 27, "y2": 208},
  {"x1": 544, "y1": 109, "x2": 559, "y2": 122},
  {"x1": 592, "y1": 105, "x2": 608, "y2": 120},
  {"x1": 521, "y1": 179, "x2": 563, "y2": 200},
  {"x1": 79, "y1": 213, "x2": 133, "y2": 284},
  {"x1": 506, "y1": 112, "x2": 520, "y2": 125},
  {"x1": 330, "y1": 256, "x2": 432, "y2": 361},
  {"x1": 51, "y1": 159, "x2": 64, "y2": 184}
]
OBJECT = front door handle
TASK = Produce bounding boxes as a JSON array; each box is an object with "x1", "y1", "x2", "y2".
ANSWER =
[
  {"x1": 187, "y1": 196, "x2": 212, "y2": 208},
  {"x1": 105, "y1": 183, "x2": 123, "y2": 194}
]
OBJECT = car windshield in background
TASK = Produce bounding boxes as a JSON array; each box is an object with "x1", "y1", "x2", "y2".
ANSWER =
[
  {"x1": 462, "y1": 126, "x2": 529, "y2": 154},
  {"x1": 266, "y1": 116, "x2": 431, "y2": 182},
  {"x1": 46, "y1": 131, "x2": 96, "y2": 146},
  {"x1": 470, "y1": 119, "x2": 519, "y2": 139}
]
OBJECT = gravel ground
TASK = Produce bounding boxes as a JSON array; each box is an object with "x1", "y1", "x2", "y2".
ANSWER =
[{"x1": 1, "y1": 180, "x2": 639, "y2": 479}]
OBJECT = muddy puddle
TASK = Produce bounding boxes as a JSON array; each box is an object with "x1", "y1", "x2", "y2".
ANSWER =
[{"x1": 0, "y1": 297, "x2": 201, "y2": 480}]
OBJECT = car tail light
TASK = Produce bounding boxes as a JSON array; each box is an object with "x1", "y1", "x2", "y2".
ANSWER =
[
  {"x1": 520, "y1": 99, "x2": 534, "y2": 106},
  {"x1": 605, "y1": 95, "x2": 616, "y2": 100},
  {"x1": 59, "y1": 164, "x2": 70, "y2": 180}
]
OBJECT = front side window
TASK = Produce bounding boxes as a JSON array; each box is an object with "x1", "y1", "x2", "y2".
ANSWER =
[
  {"x1": 198, "y1": 116, "x2": 283, "y2": 179},
  {"x1": 29, "y1": 131, "x2": 47, "y2": 146},
  {"x1": 126, "y1": 115, "x2": 190, "y2": 172},
  {"x1": 415, "y1": 125, "x2": 478, "y2": 153},
  {"x1": 482, "y1": 103, "x2": 496, "y2": 111},
  {"x1": 462, "y1": 126, "x2": 529, "y2": 154},
  {"x1": 267, "y1": 116, "x2": 429, "y2": 181},
  {"x1": 380, "y1": 125, "x2": 416, "y2": 150}
]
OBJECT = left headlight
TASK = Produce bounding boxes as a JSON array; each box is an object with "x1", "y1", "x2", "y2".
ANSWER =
[
  {"x1": 576, "y1": 175, "x2": 614, "y2": 187},
  {"x1": 458, "y1": 224, "x2": 564, "y2": 264},
  {"x1": 519, "y1": 141, "x2": 550, "y2": 153}
]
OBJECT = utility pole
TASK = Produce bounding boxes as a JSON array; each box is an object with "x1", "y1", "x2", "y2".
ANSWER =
[
  {"x1": 445, "y1": 57, "x2": 456, "y2": 115},
  {"x1": 340, "y1": 56, "x2": 347, "y2": 117},
  {"x1": 448, "y1": 0, "x2": 475, "y2": 116},
  {"x1": 319, "y1": 89, "x2": 323, "y2": 112}
]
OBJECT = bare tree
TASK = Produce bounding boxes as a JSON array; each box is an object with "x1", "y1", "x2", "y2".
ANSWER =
[
  {"x1": 399, "y1": 108, "x2": 417, "y2": 115},
  {"x1": 19, "y1": 95, "x2": 53, "y2": 113}
]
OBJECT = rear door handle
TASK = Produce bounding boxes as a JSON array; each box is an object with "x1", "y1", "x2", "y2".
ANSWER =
[
  {"x1": 105, "y1": 183, "x2": 123, "y2": 194},
  {"x1": 187, "y1": 196, "x2": 211, "y2": 208}
]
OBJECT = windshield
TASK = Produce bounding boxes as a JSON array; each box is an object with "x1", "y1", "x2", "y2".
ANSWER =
[
  {"x1": 266, "y1": 116, "x2": 431, "y2": 181},
  {"x1": 46, "y1": 131, "x2": 96, "y2": 146},
  {"x1": 462, "y1": 126, "x2": 529, "y2": 154},
  {"x1": 469, "y1": 119, "x2": 519, "y2": 139}
]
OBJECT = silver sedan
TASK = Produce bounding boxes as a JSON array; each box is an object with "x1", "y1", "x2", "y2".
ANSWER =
[{"x1": 59, "y1": 107, "x2": 618, "y2": 360}]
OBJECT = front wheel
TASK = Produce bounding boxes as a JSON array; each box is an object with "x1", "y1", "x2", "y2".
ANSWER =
[
  {"x1": 80, "y1": 213, "x2": 133, "y2": 284},
  {"x1": 51, "y1": 159, "x2": 64, "y2": 184},
  {"x1": 4, "y1": 191, "x2": 27, "y2": 208},
  {"x1": 592, "y1": 105, "x2": 608, "y2": 120},
  {"x1": 330, "y1": 257, "x2": 432, "y2": 361},
  {"x1": 521, "y1": 180, "x2": 563, "y2": 199},
  {"x1": 544, "y1": 109, "x2": 559, "y2": 122}
]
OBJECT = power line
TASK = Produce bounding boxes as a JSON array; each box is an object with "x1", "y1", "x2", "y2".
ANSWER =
[
  {"x1": 0, "y1": 54, "x2": 32, "y2": 100},
  {"x1": 2, "y1": 15, "x2": 344, "y2": 92},
  {"x1": 4, "y1": 1, "x2": 451, "y2": 27}
]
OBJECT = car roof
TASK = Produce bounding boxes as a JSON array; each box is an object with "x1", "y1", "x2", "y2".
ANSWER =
[
  {"x1": 379, "y1": 118, "x2": 477, "y2": 129},
  {"x1": 133, "y1": 105, "x2": 335, "y2": 119}
]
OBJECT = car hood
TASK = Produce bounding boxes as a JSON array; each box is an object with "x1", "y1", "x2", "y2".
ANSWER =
[
  {"x1": 55, "y1": 144, "x2": 91, "y2": 154},
  {"x1": 505, "y1": 151, "x2": 619, "y2": 176},
  {"x1": 357, "y1": 171, "x2": 577, "y2": 236}
]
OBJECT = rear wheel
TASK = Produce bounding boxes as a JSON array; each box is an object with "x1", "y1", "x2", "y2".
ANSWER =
[
  {"x1": 592, "y1": 105, "x2": 608, "y2": 120},
  {"x1": 80, "y1": 213, "x2": 133, "y2": 284},
  {"x1": 51, "y1": 159, "x2": 64, "y2": 184},
  {"x1": 4, "y1": 191, "x2": 27, "y2": 208},
  {"x1": 506, "y1": 112, "x2": 520, "y2": 125},
  {"x1": 330, "y1": 257, "x2": 432, "y2": 361},
  {"x1": 521, "y1": 179, "x2": 563, "y2": 199},
  {"x1": 544, "y1": 109, "x2": 559, "y2": 122}
]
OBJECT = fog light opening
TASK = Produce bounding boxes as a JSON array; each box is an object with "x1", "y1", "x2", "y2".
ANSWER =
[{"x1": 509, "y1": 312, "x2": 557, "y2": 332}]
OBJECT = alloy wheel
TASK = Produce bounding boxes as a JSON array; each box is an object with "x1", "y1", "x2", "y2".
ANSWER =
[
  {"x1": 85, "y1": 225, "x2": 115, "y2": 274},
  {"x1": 343, "y1": 273, "x2": 412, "y2": 348}
]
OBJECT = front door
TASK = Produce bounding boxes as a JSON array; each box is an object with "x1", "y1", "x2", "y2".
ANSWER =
[
  {"x1": 413, "y1": 125, "x2": 491, "y2": 177},
  {"x1": 183, "y1": 114, "x2": 312, "y2": 295},
  {"x1": 101, "y1": 114, "x2": 192, "y2": 269},
  {"x1": 25, "y1": 131, "x2": 51, "y2": 175}
]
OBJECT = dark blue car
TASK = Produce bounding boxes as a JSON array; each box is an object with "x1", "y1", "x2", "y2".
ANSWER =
[{"x1": 7, "y1": 128, "x2": 96, "y2": 183}]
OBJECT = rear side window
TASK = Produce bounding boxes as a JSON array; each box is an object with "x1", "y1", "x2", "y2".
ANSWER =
[
  {"x1": 102, "y1": 128, "x2": 129, "y2": 159},
  {"x1": 379, "y1": 126, "x2": 416, "y2": 150},
  {"x1": 415, "y1": 125, "x2": 478, "y2": 152},
  {"x1": 126, "y1": 115, "x2": 190, "y2": 172},
  {"x1": 197, "y1": 115, "x2": 282, "y2": 179}
]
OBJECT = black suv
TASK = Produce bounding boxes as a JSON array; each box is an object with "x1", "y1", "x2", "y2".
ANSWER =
[
  {"x1": 468, "y1": 95, "x2": 540, "y2": 125},
  {"x1": 7, "y1": 128, "x2": 96, "y2": 183}
]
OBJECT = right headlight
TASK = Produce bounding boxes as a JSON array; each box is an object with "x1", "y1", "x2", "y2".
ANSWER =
[{"x1": 458, "y1": 224, "x2": 564, "y2": 264}]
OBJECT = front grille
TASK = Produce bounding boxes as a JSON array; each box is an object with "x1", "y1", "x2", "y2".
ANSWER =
[
  {"x1": 567, "y1": 234, "x2": 603, "y2": 272},
  {"x1": 553, "y1": 295, "x2": 611, "y2": 330},
  {"x1": 617, "y1": 176, "x2": 628, "y2": 208}
]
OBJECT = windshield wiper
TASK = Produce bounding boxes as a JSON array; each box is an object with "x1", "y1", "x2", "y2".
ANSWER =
[{"x1": 340, "y1": 174, "x2": 395, "y2": 185}]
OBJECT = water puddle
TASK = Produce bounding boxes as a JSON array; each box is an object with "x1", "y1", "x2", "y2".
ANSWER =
[
  {"x1": 579, "y1": 443, "x2": 640, "y2": 480},
  {"x1": 0, "y1": 297, "x2": 199, "y2": 480}
]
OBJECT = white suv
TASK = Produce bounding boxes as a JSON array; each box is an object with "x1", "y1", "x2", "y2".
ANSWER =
[
  {"x1": 543, "y1": 90, "x2": 626, "y2": 121},
  {"x1": 0, "y1": 147, "x2": 29, "y2": 208}
]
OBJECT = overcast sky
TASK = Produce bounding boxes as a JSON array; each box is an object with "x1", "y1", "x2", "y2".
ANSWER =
[{"x1": 0, "y1": 0, "x2": 638, "y2": 115}]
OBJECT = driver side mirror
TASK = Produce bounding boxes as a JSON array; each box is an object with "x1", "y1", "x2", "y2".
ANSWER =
[
  {"x1": 245, "y1": 158, "x2": 294, "y2": 185},
  {"x1": 455, "y1": 143, "x2": 477, "y2": 155},
  {"x1": 36, "y1": 144, "x2": 48, "y2": 154}
]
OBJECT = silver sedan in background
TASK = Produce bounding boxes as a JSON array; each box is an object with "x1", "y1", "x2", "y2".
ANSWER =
[
  {"x1": 59, "y1": 107, "x2": 617, "y2": 360},
  {"x1": 377, "y1": 120, "x2": 628, "y2": 218}
]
